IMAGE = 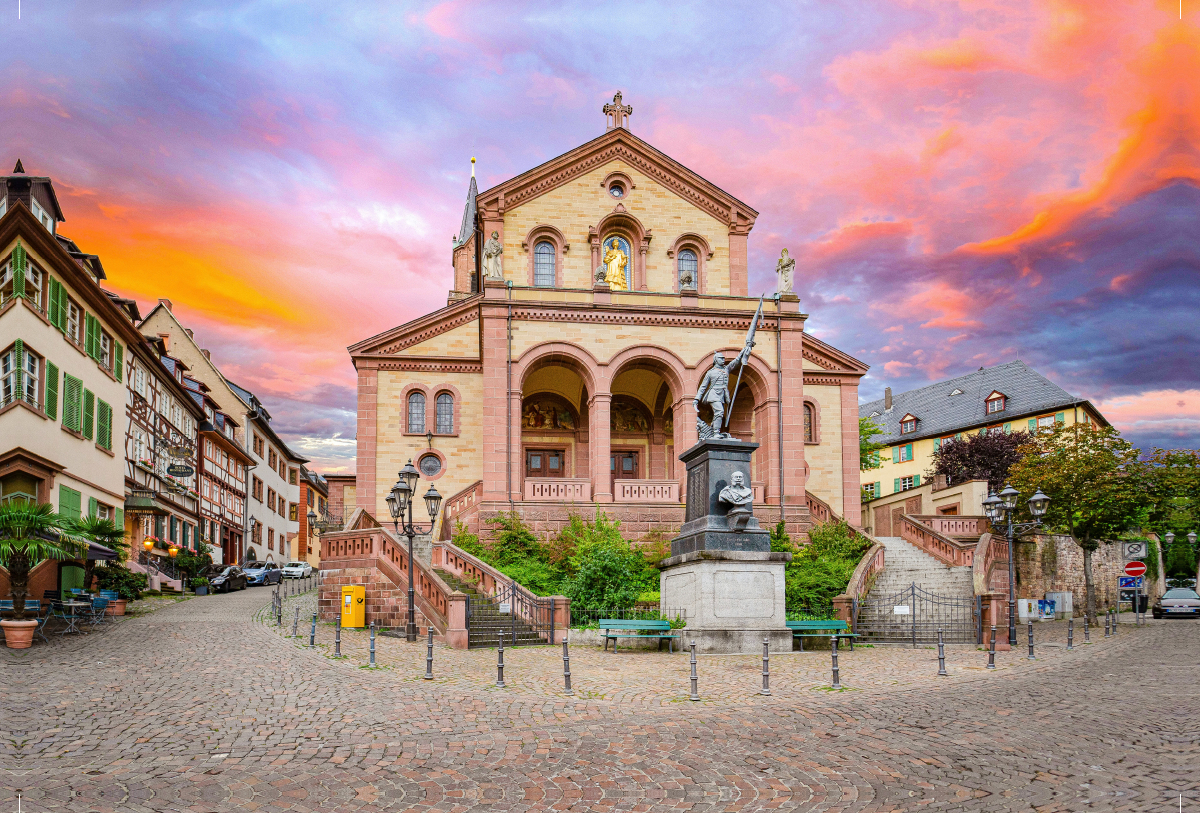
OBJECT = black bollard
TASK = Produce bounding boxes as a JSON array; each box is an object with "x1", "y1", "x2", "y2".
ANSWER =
[
  {"x1": 308, "y1": 612, "x2": 317, "y2": 648},
  {"x1": 689, "y1": 641, "x2": 700, "y2": 701},
  {"x1": 334, "y1": 614, "x2": 342, "y2": 658},
  {"x1": 1084, "y1": 614, "x2": 1091, "y2": 644},
  {"x1": 1027, "y1": 620, "x2": 1035, "y2": 660},
  {"x1": 986, "y1": 625, "x2": 996, "y2": 669},
  {"x1": 562, "y1": 637, "x2": 573, "y2": 696},
  {"x1": 424, "y1": 626, "x2": 434, "y2": 680},
  {"x1": 1067, "y1": 619, "x2": 1074, "y2": 650},
  {"x1": 1105, "y1": 610, "x2": 1112, "y2": 638},
  {"x1": 368, "y1": 621, "x2": 377, "y2": 668},
  {"x1": 830, "y1": 635, "x2": 842, "y2": 689},
  {"x1": 761, "y1": 637, "x2": 771, "y2": 696},
  {"x1": 292, "y1": 606, "x2": 300, "y2": 637},
  {"x1": 496, "y1": 631, "x2": 506, "y2": 687},
  {"x1": 937, "y1": 627, "x2": 948, "y2": 676},
  {"x1": 1112, "y1": 608, "x2": 1118, "y2": 636}
]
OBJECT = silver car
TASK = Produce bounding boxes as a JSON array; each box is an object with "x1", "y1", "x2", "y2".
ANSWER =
[
  {"x1": 1153, "y1": 588, "x2": 1200, "y2": 619},
  {"x1": 281, "y1": 561, "x2": 313, "y2": 579}
]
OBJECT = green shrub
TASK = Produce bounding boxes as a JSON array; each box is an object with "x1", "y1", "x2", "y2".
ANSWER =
[
  {"x1": 94, "y1": 563, "x2": 148, "y2": 601},
  {"x1": 783, "y1": 521, "x2": 870, "y2": 612},
  {"x1": 140, "y1": 589, "x2": 162, "y2": 597}
]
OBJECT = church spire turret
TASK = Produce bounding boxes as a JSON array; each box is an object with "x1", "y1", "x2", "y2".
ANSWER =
[
  {"x1": 453, "y1": 157, "x2": 478, "y2": 249},
  {"x1": 603, "y1": 92, "x2": 632, "y2": 131}
]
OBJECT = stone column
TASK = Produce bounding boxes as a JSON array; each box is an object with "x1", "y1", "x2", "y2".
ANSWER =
[
  {"x1": 840, "y1": 382, "x2": 863, "y2": 524},
  {"x1": 777, "y1": 300, "x2": 806, "y2": 512},
  {"x1": 649, "y1": 417, "x2": 666, "y2": 480},
  {"x1": 481, "y1": 280, "x2": 511, "y2": 502},
  {"x1": 510, "y1": 387, "x2": 523, "y2": 502},
  {"x1": 589, "y1": 392, "x2": 613, "y2": 503},
  {"x1": 673, "y1": 396, "x2": 697, "y2": 500},
  {"x1": 356, "y1": 364, "x2": 378, "y2": 513}
]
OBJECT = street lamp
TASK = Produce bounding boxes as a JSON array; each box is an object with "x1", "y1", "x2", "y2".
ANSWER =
[
  {"x1": 385, "y1": 459, "x2": 443, "y2": 641},
  {"x1": 985, "y1": 483, "x2": 1051, "y2": 647}
]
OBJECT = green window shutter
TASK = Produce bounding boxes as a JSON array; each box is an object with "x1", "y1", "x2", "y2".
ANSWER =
[
  {"x1": 82, "y1": 388, "x2": 95, "y2": 440},
  {"x1": 114, "y1": 341, "x2": 124, "y2": 382},
  {"x1": 97, "y1": 399, "x2": 112, "y2": 450},
  {"x1": 55, "y1": 279, "x2": 67, "y2": 330},
  {"x1": 44, "y1": 360, "x2": 58, "y2": 419},
  {"x1": 1028, "y1": 419, "x2": 1037, "y2": 432},
  {"x1": 893, "y1": 478, "x2": 901, "y2": 494},
  {"x1": 875, "y1": 481, "x2": 881, "y2": 498},
  {"x1": 88, "y1": 496, "x2": 98, "y2": 519},
  {"x1": 115, "y1": 508, "x2": 123, "y2": 532},
  {"x1": 88, "y1": 314, "x2": 100, "y2": 359},
  {"x1": 63, "y1": 374, "x2": 82, "y2": 431},
  {"x1": 1003, "y1": 423, "x2": 1011, "y2": 433},
  {"x1": 13, "y1": 339, "x2": 23, "y2": 398},
  {"x1": 934, "y1": 438, "x2": 941, "y2": 451},
  {"x1": 48, "y1": 278, "x2": 61, "y2": 328},
  {"x1": 11, "y1": 240, "x2": 25, "y2": 299},
  {"x1": 913, "y1": 474, "x2": 920, "y2": 487},
  {"x1": 59, "y1": 485, "x2": 81, "y2": 519},
  {"x1": 892, "y1": 446, "x2": 900, "y2": 464},
  {"x1": 1055, "y1": 412, "x2": 1065, "y2": 424},
  {"x1": 906, "y1": 443, "x2": 913, "y2": 459}
]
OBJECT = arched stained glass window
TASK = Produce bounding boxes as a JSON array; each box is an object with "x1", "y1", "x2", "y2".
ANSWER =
[
  {"x1": 678, "y1": 249, "x2": 698, "y2": 289},
  {"x1": 534, "y1": 241, "x2": 555, "y2": 287},
  {"x1": 803, "y1": 404, "x2": 815, "y2": 443},
  {"x1": 407, "y1": 392, "x2": 426, "y2": 433},
  {"x1": 436, "y1": 392, "x2": 454, "y2": 434}
]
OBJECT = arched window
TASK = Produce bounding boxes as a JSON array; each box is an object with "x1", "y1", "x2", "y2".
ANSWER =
[
  {"x1": 803, "y1": 404, "x2": 815, "y2": 443},
  {"x1": 436, "y1": 392, "x2": 454, "y2": 434},
  {"x1": 407, "y1": 392, "x2": 426, "y2": 433},
  {"x1": 533, "y1": 241, "x2": 555, "y2": 287},
  {"x1": 678, "y1": 249, "x2": 698, "y2": 289}
]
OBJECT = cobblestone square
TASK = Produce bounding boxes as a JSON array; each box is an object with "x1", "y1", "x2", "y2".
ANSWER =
[{"x1": 2, "y1": 587, "x2": 1192, "y2": 811}]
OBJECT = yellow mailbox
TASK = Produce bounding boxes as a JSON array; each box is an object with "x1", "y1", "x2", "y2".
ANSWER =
[{"x1": 340, "y1": 585, "x2": 365, "y2": 628}]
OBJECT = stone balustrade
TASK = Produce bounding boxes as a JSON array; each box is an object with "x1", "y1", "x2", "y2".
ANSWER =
[
  {"x1": 524, "y1": 478, "x2": 591, "y2": 502},
  {"x1": 613, "y1": 479, "x2": 680, "y2": 503},
  {"x1": 911, "y1": 514, "x2": 989, "y2": 538},
  {"x1": 898, "y1": 514, "x2": 976, "y2": 567}
]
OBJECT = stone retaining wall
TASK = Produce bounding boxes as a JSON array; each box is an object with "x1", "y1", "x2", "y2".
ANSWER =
[{"x1": 1014, "y1": 534, "x2": 1136, "y2": 613}]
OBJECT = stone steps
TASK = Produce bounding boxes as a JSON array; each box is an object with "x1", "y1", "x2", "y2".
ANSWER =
[
  {"x1": 435, "y1": 569, "x2": 549, "y2": 647},
  {"x1": 857, "y1": 536, "x2": 979, "y2": 643}
]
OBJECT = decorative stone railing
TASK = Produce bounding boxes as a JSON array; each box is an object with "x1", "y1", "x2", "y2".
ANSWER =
[
  {"x1": 524, "y1": 478, "x2": 591, "y2": 502},
  {"x1": 972, "y1": 531, "x2": 1010, "y2": 646},
  {"x1": 805, "y1": 491, "x2": 834, "y2": 525},
  {"x1": 898, "y1": 514, "x2": 975, "y2": 567},
  {"x1": 833, "y1": 540, "x2": 885, "y2": 626},
  {"x1": 614, "y1": 479, "x2": 680, "y2": 503},
  {"x1": 910, "y1": 515, "x2": 989, "y2": 539},
  {"x1": 438, "y1": 480, "x2": 483, "y2": 540}
]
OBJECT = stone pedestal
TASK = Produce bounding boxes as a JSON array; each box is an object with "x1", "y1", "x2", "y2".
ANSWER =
[
  {"x1": 673, "y1": 438, "x2": 770, "y2": 557},
  {"x1": 659, "y1": 550, "x2": 792, "y2": 653}
]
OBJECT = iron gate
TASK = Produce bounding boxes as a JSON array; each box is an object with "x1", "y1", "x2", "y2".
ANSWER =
[
  {"x1": 853, "y1": 583, "x2": 981, "y2": 645},
  {"x1": 466, "y1": 581, "x2": 559, "y2": 648}
]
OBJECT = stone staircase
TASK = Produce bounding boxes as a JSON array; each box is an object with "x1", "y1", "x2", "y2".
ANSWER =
[
  {"x1": 435, "y1": 569, "x2": 548, "y2": 648},
  {"x1": 856, "y1": 536, "x2": 978, "y2": 643}
]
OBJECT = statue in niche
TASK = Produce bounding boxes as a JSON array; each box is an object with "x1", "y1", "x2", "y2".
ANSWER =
[
  {"x1": 602, "y1": 237, "x2": 629, "y2": 290},
  {"x1": 719, "y1": 471, "x2": 755, "y2": 531},
  {"x1": 776, "y1": 248, "x2": 795, "y2": 294},
  {"x1": 483, "y1": 231, "x2": 504, "y2": 280}
]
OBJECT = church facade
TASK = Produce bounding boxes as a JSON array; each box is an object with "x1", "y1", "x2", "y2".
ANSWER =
[{"x1": 349, "y1": 95, "x2": 868, "y2": 542}]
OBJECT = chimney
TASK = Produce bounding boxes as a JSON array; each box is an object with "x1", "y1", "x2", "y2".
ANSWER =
[
  {"x1": 202, "y1": 349, "x2": 211, "y2": 360},
  {"x1": 185, "y1": 328, "x2": 193, "y2": 339},
  {"x1": 158, "y1": 298, "x2": 173, "y2": 312},
  {"x1": 884, "y1": 387, "x2": 893, "y2": 410},
  {"x1": 157, "y1": 333, "x2": 170, "y2": 353}
]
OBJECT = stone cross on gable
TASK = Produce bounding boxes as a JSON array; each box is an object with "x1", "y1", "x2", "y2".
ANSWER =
[{"x1": 603, "y1": 91, "x2": 633, "y2": 131}]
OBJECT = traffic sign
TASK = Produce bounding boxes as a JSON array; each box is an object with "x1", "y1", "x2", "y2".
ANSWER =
[
  {"x1": 1119, "y1": 576, "x2": 1144, "y2": 589},
  {"x1": 1123, "y1": 541, "x2": 1147, "y2": 560},
  {"x1": 1123, "y1": 561, "x2": 1147, "y2": 578}
]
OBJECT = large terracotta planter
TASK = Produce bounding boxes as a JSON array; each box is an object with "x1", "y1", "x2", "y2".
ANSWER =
[
  {"x1": 1, "y1": 619, "x2": 38, "y2": 649},
  {"x1": 105, "y1": 599, "x2": 128, "y2": 616}
]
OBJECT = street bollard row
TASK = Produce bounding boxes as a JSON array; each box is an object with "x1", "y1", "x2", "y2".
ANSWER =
[
  {"x1": 334, "y1": 614, "x2": 343, "y2": 658},
  {"x1": 496, "y1": 631, "x2": 506, "y2": 688},
  {"x1": 1105, "y1": 610, "x2": 1112, "y2": 637},
  {"x1": 1085, "y1": 614, "x2": 1091, "y2": 644},
  {"x1": 689, "y1": 641, "x2": 700, "y2": 701},
  {"x1": 830, "y1": 635, "x2": 841, "y2": 689},
  {"x1": 1027, "y1": 621, "x2": 1035, "y2": 660},
  {"x1": 424, "y1": 627, "x2": 434, "y2": 680},
  {"x1": 309, "y1": 612, "x2": 317, "y2": 648},
  {"x1": 562, "y1": 638, "x2": 573, "y2": 696},
  {"x1": 292, "y1": 606, "x2": 300, "y2": 638},
  {"x1": 937, "y1": 628, "x2": 948, "y2": 676},
  {"x1": 987, "y1": 625, "x2": 996, "y2": 669},
  {"x1": 1067, "y1": 619, "x2": 1074, "y2": 650},
  {"x1": 368, "y1": 621, "x2": 377, "y2": 668},
  {"x1": 761, "y1": 638, "x2": 771, "y2": 696}
]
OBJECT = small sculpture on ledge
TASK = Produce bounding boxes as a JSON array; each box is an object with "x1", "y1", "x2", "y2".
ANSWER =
[
  {"x1": 483, "y1": 231, "x2": 504, "y2": 280},
  {"x1": 719, "y1": 471, "x2": 755, "y2": 531}
]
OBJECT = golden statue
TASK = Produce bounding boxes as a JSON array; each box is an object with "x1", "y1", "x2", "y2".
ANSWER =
[{"x1": 602, "y1": 238, "x2": 629, "y2": 290}]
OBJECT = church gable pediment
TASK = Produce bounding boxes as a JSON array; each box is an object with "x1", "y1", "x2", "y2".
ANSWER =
[
  {"x1": 476, "y1": 129, "x2": 758, "y2": 233},
  {"x1": 349, "y1": 297, "x2": 480, "y2": 358},
  {"x1": 801, "y1": 334, "x2": 869, "y2": 376}
]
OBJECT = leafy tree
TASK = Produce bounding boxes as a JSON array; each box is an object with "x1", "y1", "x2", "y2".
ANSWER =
[
  {"x1": 67, "y1": 515, "x2": 127, "y2": 596},
  {"x1": 1007, "y1": 423, "x2": 1145, "y2": 621},
  {"x1": 859, "y1": 416, "x2": 888, "y2": 471},
  {"x1": 1139, "y1": 448, "x2": 1200, "y2": 538},
  {"x1": 94, "y1": 563, "x2": 148, "y2": 601},
  {"x1": 173, "y1": 543, "x2": 214, "y2": 587},
  {"x1": 929, "y1": 429, "x2": 1032, "y2": 491},
  {"x1": 0, "y1": 502, "x2": 85, "y2": 619},
  {"x1": 784, "y1": 520, "x2": 870, "y2": 612}
]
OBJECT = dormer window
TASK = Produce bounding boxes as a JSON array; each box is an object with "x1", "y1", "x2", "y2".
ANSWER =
[
  {"x1": 949, "y1": 388, "x2": 964, "y2": 396},
  {"x1": 30, "y1": 198, "x2": 55, "y2": 234},
  {"x1": 899, "y1": 413, "x2": 918, "y2": 434},
  {"x1": 985, "y1": 391, "x2": 1006, "y2": 414}
]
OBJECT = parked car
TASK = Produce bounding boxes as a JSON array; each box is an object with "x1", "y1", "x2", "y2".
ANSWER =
[
  {"x1": 281, "y1": 561, "x2": 313, "y2": 579},
  {"x1": 1152, "y1": 587, "x2": 1200, "y2": 619},
  {"x1": 205, "y1": 566, "x2": 247, "y2": 593},
  {"x1": 243, "y1": 561, "x2": 282, "y2": 586}
]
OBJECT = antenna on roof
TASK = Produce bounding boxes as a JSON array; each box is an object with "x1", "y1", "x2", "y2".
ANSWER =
[
  {"x1": 12, "y1": 159, "x2": 24, "y2": 174},
  {"x1": 471, "y1": 156, "x2": 475, "y2": 178}
]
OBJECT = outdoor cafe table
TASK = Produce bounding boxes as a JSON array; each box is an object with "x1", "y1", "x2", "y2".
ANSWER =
[{"x1": 58, "y1": 601, "x2": 91, "y2": 635}]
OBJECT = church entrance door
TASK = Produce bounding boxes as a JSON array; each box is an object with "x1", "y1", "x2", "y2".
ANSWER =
[{"x1": 611, "y1": 450, "x2": 640, "y2": 491}]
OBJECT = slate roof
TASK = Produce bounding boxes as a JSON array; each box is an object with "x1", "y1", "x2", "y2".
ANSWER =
[
  {"x1": 859, "y1": 360, "x2": 1106, "y2": 443},
  {"x1": 453, "y1": 174, "x2": 477, "y2": 249}
]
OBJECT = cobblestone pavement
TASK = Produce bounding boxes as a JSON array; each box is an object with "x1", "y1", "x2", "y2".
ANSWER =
[{"x1": 2, "y1": 587, "x2": 1193, "y2": 812}]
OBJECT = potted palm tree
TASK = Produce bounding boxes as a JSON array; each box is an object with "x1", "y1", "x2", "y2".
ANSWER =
[
  {"x1": 0, "y1": 502, "x2": 85, "y2": 648},
  {"x1": 69, "y1": 515, "x2": 129, "y2": 615}
]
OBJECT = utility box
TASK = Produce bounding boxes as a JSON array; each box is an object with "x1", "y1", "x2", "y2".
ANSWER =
[
  {"x1": 1045, "y1": 592, "x2": 1073, "y2": 619},
  {"x1": 1016, "y1": 598, "x2": 1038, "y2": 621},
  {"x1": 340, "y1": 585, "x2": 365, "y2": 628}
]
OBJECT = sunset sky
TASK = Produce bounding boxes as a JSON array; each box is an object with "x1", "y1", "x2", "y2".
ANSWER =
[{"x1": 2, "y1": 1, "x2": 1196, "y2": 472}]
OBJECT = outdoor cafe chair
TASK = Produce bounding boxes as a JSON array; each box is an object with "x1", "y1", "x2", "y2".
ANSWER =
[{"x1": 88, "y1": 596, "x2": 110, "y2": 628}]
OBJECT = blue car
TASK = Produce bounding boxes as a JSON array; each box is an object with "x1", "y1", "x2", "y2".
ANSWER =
[{"x1": 242, "y1": 561, "x2": 282, "y2": 586}]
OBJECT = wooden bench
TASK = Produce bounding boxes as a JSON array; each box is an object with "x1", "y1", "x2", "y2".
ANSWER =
[
  {"x1": 599, "y1": 619, "x2": 678, "y2": 653},
  {"x1": 787, "y1": 619, "x2": 859, "y2": 651}
]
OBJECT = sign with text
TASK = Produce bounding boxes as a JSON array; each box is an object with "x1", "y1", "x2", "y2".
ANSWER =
[
  {"x1": 892, "y1": 605, "x2": 910, "y2": 615},
  {"x1": 166, "y1": 463, "x2": 195, "y2": 478}
]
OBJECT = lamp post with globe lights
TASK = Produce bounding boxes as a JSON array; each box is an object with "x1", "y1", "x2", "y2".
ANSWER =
[
  {"x1": 384, "y1": 460, "x2": 443, "y2": 642},
  {"x1": 983, "y1": 484, "x2": 1051, "y2": 647}
]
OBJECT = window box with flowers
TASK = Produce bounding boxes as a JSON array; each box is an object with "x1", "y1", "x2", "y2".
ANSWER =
[{"x1": 137, "y1": 459, "x2": 155, "y2": 472}]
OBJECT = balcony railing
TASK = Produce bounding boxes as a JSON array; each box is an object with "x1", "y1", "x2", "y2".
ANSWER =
[
  {"x1": 524, "y1": 478, "x2": 591, "y2": 502},
  {"x1": 613, "y1": 479, "x2": 680, "y2": 503}
]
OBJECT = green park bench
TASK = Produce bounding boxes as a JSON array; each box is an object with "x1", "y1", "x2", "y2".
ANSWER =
[
  {"x1": 787, "y1": 619, "x2": 858, "y2": 652},
  {"x1": 599, "y1": 619, "x2": 679, "y2": 653}
]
